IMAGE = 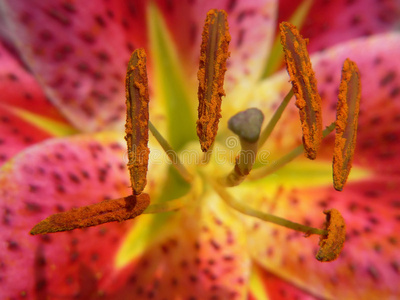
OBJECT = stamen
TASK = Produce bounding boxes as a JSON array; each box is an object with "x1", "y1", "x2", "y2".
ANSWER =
[
  {"x1": 125, "y1": 48, "x2": 150, "y2": 195},
  {"x1": 148, "y1": 121, "x2": 193, "y2": 183},
  {"x1": 250, "y1": 122, "x2": 336, "y2": 181},
  {"x1": 197, "y1": 9, "x2": 231, "y2": 152},
  {"x1": 223, "y1": 108, "x2": 264, "y2": 186},
  {"x1": 279, "y1": 22, "x2": 322, "y2": 160},
  {"x1": 208, "y1": 177, "x2": 327, "y2": 236},
  {"x1": 30, "y1": 194, "x2": 150, "y2": 235},
  {"x1": 316, "y1": 209, "x2": 346, "y2": 262},
  {"x1": 258, "y1": 88, "x2": 294, "y2": 148},
  {"x1": 333, "y1": 59, "x2": 361, "y2": 191}
]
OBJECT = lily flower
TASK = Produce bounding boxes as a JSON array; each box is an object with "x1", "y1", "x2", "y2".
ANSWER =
[{"x1": 1, "y1": 0, "x2": 399, "y2": 299}]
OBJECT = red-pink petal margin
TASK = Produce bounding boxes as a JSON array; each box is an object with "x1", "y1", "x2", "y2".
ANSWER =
[
  {"x1": 249, "y1": 264, "x2": 321, "y2": 300},
  {"x1": 0, "y1": 133, "x2": 132, "y2": 299},
  {"x1": 0, "y1": 0, "x2": 148, "y2": 132},
  {"x1": 0, "y1": 43, "x2": 70, "y2": 165},
  {"x1": 278, "y1": 0, "x2": 400, "y2": 53}
]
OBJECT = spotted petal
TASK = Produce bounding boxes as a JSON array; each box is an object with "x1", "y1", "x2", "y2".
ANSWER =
[
  {"x1": 0, "y1": 43, "x2": 72, "y2": 165},
  {"x1": 242, "y1": 33, "x2": 400, "y2": 299},
  {"x1": 0, "y1": 0, "x2": 277, "y2": 133},
  {"x1": 101, "y1": 194, "x2": 251, "y2": 299},
  {"x1": 278, "y1": 0, "x2": 400, "y2": 53},
  {"x1": 0, "y1": 0, "x2": 149, "y2": 132},
  {"x1": 0, "y1": 132, "x2": 134, "y2": 298}
]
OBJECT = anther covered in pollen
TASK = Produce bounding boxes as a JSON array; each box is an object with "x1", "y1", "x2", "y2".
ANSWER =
[
  {"x1": 125, "y1": 48, "x2": 150, "y2": 195},
  {"x1": 30, "y1": 194, "x2": 150, "y2": 235},
  {"x1": 197, "y1": 9, "x2": 231, "y2": 152},
  {"x1": 333, "y1": 58, "x2": 361, "y2": 191},
  {"x1": 316, "y1": 209, "x2": 346, "y2": 262},
  {"x1": 279, "y1": 22, "x2": 322, "y2": 160}
]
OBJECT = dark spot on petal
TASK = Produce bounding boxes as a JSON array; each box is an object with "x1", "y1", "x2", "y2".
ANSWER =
[
  {"x1": 2, "y1": 207, "x2": 12, "y2": 225},
  {"x1": 350, "y1": 15, "x2": 362, "y2": 26},
  {"x1": 390, "y1": 86, "x2": 400, "y2": 98},
  {"x1": 91, "y1": 252, "x2": 99, "y2": 262},
  {"x1": 380, "y1": 70, "x2": 396, "y2": 87},
  {"x1": 56, "y1": 184, "x2": 66, "y2": 194},
  {"x1": 97, "y1": 51, "x2": 110, "y2": 62},
  {"x1": 227, "y1": 0, "x2": 237, "y2": 12},
  {"x1": 80, "y1": 31, "x2": 96, "y2": 44},
  {"x1": 7, "y1": 240, "x2": 19, "y2": 251},
  {"x1": 391, "y1": 261, "x2": 400, "y2": 274},
  {"x1": 236, "y1": 29, "x2": 245, "y2": 47},
  {"x1": 107, "y1": 10, "x2": 114, "y2": 19},
  {"x1": 98, "y1": 168, "x2": 108, "y2": 182},
  {"x1": 35, "y1": 279, "x2": 47, "y2": 291},
  {"x1": 25, "y1": 202, "x2": 42, "y2": 212},
  {"x1": 62, "y1": 1, "x2": 77, "y2": 13},
  {"x1": 68, "y1": 173, "x2": 80, "y2": 184},
  {"x1": 388, "y1": 236, "x2": 397, "y2": 245},
  {"x1": 77, "y1": 62, "x2": 90, "y2": 73},
  {"x1": 94, "y1": 15, "x2": 106, "y2": 27},
  {"x1": 209, "y1": 239, "x2": 220, "y2": 251},
  {"x1": 46, "y1": 8, "x2": 71, "y2": 26},
  {"x1": 367, "y1": 265, "x2": 380, "y2": 281},
  {"x1": 7, "y1": 73, "x2": 19, "y2": 81}
]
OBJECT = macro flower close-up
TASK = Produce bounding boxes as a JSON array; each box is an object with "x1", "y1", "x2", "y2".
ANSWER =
[{"x1": 1, "y1": 0, "x2": 400, "y2": 299}]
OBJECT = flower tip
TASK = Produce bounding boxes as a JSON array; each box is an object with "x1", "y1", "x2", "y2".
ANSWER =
[{"x1": 316, "y1": 209, "x2": 346, "y2": 262}]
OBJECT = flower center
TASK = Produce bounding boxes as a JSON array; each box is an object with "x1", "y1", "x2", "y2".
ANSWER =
[{"x1": 29, "y1": 7, "x2": 364, "y2": 264}]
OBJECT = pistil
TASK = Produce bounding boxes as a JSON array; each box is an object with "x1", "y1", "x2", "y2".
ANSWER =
[{"x1": 222, "y1": 108, "x2": 264, "y2": 186}]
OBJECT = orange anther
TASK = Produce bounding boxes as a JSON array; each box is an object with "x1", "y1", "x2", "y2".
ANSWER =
[
  {"x1": 30, "y1": 194, "x2": 150, "y2": 235},
  {"x1": 125, "y1": 48, "x2": 150, "y2": 194},
  {"x1": 279, "y1": 22, "x2": 322, "y2": 160},
  {"x1": 316, "y1": 209, "x2": 346, "y2": 262},
  {"x1": 333, "y1": 58, "x2": 361, "y2": 191},
  {"x1": 197, "y1": 9, "x2": 231, "y2": 152}
]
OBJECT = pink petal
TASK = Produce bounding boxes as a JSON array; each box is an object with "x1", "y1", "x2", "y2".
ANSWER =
[
  {"x1": 100, "y1": 201, "x2": 251, "y2": 299},
  {"x1": 0, "y1": 0, "x2": 278, "y2": 133},
  {"x1": 244, "y1": 34, "x2": 400, "y2": 297},
  {"x1": 0, "y1": 43, "x2": 70, "y2": 164},
  {"x1": 278, "y1": 0, "x2": 400, "y2": 53},
  {"x1": 155, "y1": 0, "x2": 278, "y2": 90},
  {"x1": 0, "y1": 0, "x2": 149, "y2": 131},
  {"x1": 311, "y1": 33, "x2": 400, "y2": 174},
  {"x1": 0, "y1": 133, "x2": 133, "y2": 298},
  {"x1": 244, "y1": 178, "x2": 400, "y2": 299}
]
